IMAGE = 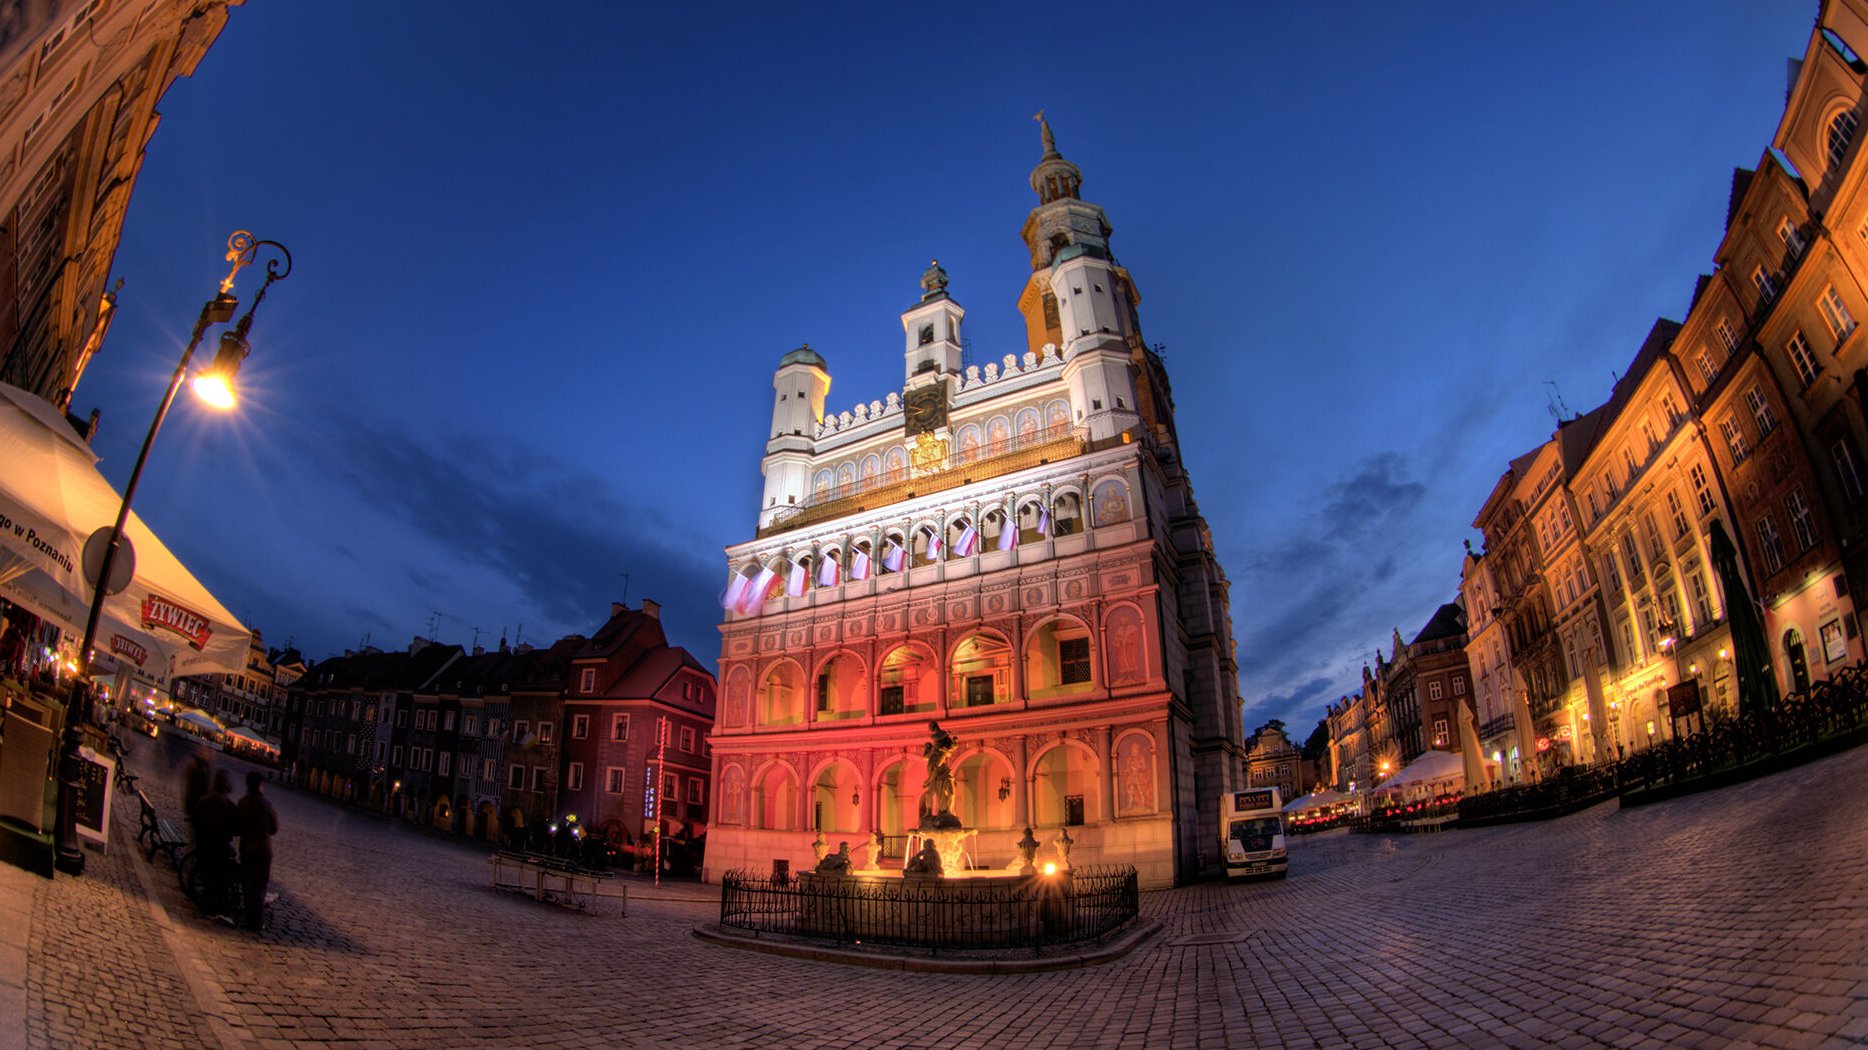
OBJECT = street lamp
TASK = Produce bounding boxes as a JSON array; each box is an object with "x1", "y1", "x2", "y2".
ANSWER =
[{"x1": 53, "y1": 230, "x2": 292, "y2": 875}]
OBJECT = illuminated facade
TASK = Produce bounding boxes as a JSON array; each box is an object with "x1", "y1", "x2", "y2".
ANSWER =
[
  {"x1": 0, "y1": 0, "x2": 240, "y2": 406},
  {"x1": 705, "y1": 121, "x2": 1245, "y2": 887}
]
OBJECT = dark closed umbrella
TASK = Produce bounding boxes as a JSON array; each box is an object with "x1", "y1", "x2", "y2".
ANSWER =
[{"x1": 1708, "y1": 519, "x2": 1779, "y2": 719}]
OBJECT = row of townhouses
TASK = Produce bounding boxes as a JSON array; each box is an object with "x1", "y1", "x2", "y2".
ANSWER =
[
  {"x1": 1331, "y1": 0, "x2": 1868, "y2": 793},
  {"x1": 278, "y1": 601, "x2": 716, "y2": 855}
]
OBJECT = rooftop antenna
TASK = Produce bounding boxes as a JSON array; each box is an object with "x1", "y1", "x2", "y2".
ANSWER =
[
  {"x1": 471, "y1": 626, "x2": 482, "y2": 650},
  {"x1": 1543, "y1": 380, "x2": 1574, "y2": 424},
  {"x1": 515, "y1": 622, "x2": 524, "y2": 646},
  {"x1": 426, "y1": 611, "x2": 446, "y2": 639},
  {"x1": 359, "y1": 631, "x2": 371, "y2": 650},
  {"x1": 618, "y1": 572, "x2": 631, "y2": 606}
]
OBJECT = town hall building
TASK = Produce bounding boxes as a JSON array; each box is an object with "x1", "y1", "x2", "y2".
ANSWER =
[{"x1": 703, "y1": 120, "x2": 1245, "y2": 887}]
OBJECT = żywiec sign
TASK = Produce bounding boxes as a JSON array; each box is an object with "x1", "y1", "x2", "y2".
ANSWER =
[
  {"x1": 140, "y1": 595, "x2": 211, "y2": 651},
  {"x1": 110, "y1": 634, "x2": 148, "y2": 667}
]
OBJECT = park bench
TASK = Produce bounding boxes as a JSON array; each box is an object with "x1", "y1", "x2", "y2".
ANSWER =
[
  {"x1": 488, "y1": 851, "x2": 627, "y2": 916},
  {"x1": 133, "y1": 787, "x2": 186, "y2": 867}
]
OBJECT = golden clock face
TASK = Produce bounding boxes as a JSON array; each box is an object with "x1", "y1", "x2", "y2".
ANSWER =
[{"x1": 904, "y1": 386, "x2": 948, "y2": 437}]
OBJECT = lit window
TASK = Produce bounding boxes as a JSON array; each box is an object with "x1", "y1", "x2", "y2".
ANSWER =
[
  {"x1": 1821, "y1": 286, "x2": 1857, "y2": 341},
  {"x1": 1786, "y1": 331, "x2": 1819, "y2": 387},
  {"x1": 538, "y1": 722, "x2": 554, "y2": 745}
]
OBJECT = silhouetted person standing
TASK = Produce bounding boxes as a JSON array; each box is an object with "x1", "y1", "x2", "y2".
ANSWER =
[
  {"x1": 194, "y1": 770, "x2": 238, "y2": 921},
  {"x1": 236, "y1": 771, "x2": 277, "y2": 930},
  {"x1": 182, "y1": 750, "x2": 211, "y2": 846}
]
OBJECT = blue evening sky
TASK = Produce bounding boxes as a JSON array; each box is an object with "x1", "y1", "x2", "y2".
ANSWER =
[{"x1": 76, "y1": 2, "x2": 1815, "y2": 737}]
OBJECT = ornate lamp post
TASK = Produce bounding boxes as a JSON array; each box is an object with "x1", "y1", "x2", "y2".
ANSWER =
[{"x1": 53, "y1": 231, "x2": 292, "y2": 875}]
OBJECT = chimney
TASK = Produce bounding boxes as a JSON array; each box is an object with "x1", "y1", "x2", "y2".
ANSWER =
[
  {"x1": 473, "y1": 644, "x2": 485, "y2": 657},
  {"x1": 641, "y1": 598, "x2": 660, "y2": 619},
  {"x1": 612, "y1": 601, "x2": 626, "y2": 617}
]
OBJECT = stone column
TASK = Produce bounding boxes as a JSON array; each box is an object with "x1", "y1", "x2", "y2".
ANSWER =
[{"x1": 1014, "y1": 735, "x2": 1030, "y2": 827}]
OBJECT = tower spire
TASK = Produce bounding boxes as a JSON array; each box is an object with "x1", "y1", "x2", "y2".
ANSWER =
[{"x1": 1028, "y1": 109, "x2": 1081, "y2": 204}]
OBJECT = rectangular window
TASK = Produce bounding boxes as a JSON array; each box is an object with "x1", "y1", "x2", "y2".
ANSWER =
[
  {"x1": 1821, "y1": 286, "x2": 1857, "y2": 341},
  {"x1": 486, "y1": 717, "x2": 500, "y2": 738},
  {"x1": 1666, "y1": 490, "x2": 1690, "y2": 538},
  {"x1": 1745, "y1": 386, "x2": 1778, "y2": 436},
  {"x1": 391, "y1": 745, "x2": 403, "y2": 766},
  {"x1": 611, "y1": 713, "x2": 629, "y2": 740},
  {"x1": 346, "y1": 733, "x2": 356, "y2": 755},
  {"x1": 1621, "y1": 532, "x2": 1645, "y2": 580},
  {"x1": 662, "y1": 772, "x2": 677, "y2": 802},
  {"x1": 508, "y1": 765, "x2": 526, "y2": 790},
  {"x1": 879, "y1": 686, "x2": 905, "y2": 716},
  {"x1": 438, "y1": 752, "x2": 452, "y2": 777},
  {"x1": 538, "y1": 721, "x2": 554, "y2": 745},
  {"x1": 396, "y1": 710, "x2": 407, "y2": 729},
  {"x1": 513, "y1": 719, "x2": 528, "y2": 741},
  {"x1": 1432, "y1": 719, "x2": 1449, "y2": 747},
  {"x1": 1427, "y1": 681, "x2": 1443, "y2": 701},
  {"x1": 1059, "y1": 637, "x2": 1092, "y2": 685},
  {"x1": 1696, "y1": 348, "x2": 1718, "y2": 382},
  {"x1": 1716, "y1": 319, "x2": 1739, "y2": 354},
  {"x1": 1752, "y1": 265, "x2": 1780, "y2": 303},
  {"x1": 580, "y1": 668, "x2": 596, "y2": 693},
  {"x1": 680, "y1": 726, "x2": 696, "y2": 752},
  {"x1": 442, "y1": 710, "x2": 455, "y2": 731},
  {"x1": 1690, "y1": 464, "x2": 1716, "y2": 515},
  {"x1": 571, "y1": 713, "x2": 589, "y2": 739},
  {"x1": 1721, "y1": 418, "x2": 1750, "y2": 464},
  {"x1": 1787, "y1": 489, "x2": 1819, "y2": 552},
  {"x1": 1660, "y1": 393, "x2": 1681, "y2": 427},
  {"x1": 1834, "y1": 440, "x2": 1866, "y2": 504},
  {"x1": 1758, "y1": 515, "x2": 1787, "y2": 574},
  {"x1": 687, "y1": 779, "x2": 704, "y2": 805},
  {"x1": 531, "y1": 766, "x2": 547, "y2": 791},
  {"x1": 1690, "y1": 571, "x2": 1715, "y2": 626},
  {"x1": 607, "y1": 767, "x2": 627, "y2": 794},
  {"x1": 482, "y1": 758, "x2": 495, "y2": 781},
  {"x1": 567, "y1": 762, "x2": 583, "y2": 792},
  {"x1": 965, "y1": 675, "x2": 995, "y2": 707},
  {"x1": 1779, "y1": 217, "x2": 1807, "y2": 257},
  {"x1": 1786, "y1": 330, "x2": 1819, "y2": 387},
  {"x1": 1064, "y1": 795, "x2": 1086, "y2": 827},
  {"x1": 463, "y1": 714, "x2": 478, "y2": 736},
  {"x1": 1452, "y1": 677, "x2": 1466, "y2": 696},
  {"x1": 376, "y1": 741, "x2": 387, "y2": 762},
  {"x1": 1603, "y1": 552, "x2": 1622, "y2": 595}
]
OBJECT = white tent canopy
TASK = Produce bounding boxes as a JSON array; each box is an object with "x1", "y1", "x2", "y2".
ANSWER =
[
  {"x1": 226, "y1": 726, "x2": 279, "y2": 752},
  {"x1": 1283, "y1": 788, "x2": 1351, "y2": 813},
  {"x1": 0, "y1": 381, "x2": 248, "y2": 679},
  {"x1": 1372, "y1": 749, "x2": 1464, "y2": 796}
]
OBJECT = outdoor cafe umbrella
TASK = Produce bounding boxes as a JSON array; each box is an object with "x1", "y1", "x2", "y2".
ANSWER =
[
  {"x1": 1457, "y1": 698, "x2": 1492, "y2": 794},
  {"x1": 0, "y1": 380, "x2": 248, "y2": 678},
  {"x1": 1708, "y1": 518, "x2": 1779, "y2": 719}
]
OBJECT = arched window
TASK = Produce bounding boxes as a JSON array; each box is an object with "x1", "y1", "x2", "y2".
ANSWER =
[
  {"x1": 811, "y1": 762, "x2": 861, "y2": 833},
  {"x1": 878, "y1": 645, "x2": 939, "y2": 716},
  {"x1": 950, "y1": 631, "x2": 1013, "y2": 709},
  {"x1": 1831, "y1": 109, "x2": 1860, "y2": 170},
  {"x1": 758, "y1": 661, "x2": 805, "y2": 726},
  {"x1": 1025, "y1": 617, "x2": 1095, "y2": 700},
  {"x1": 1031, "y1": 743, "x2": 1097, "y2": 827},
  {"x1": 956, "y1": 751, "x2": 1015, "y2": 829},
  {"x1": 753, "y1": 764, "x2": 799, "y2": 830},
  {"x1": 814, "y1": 652, "x2": 867, "y2": 721},
  {"x1": 875, "y1": 758, "x2": 923, "y2": 837}
]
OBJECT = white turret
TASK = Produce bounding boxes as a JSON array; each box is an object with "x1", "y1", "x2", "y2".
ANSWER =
[
  {"x1": 759, "y1": 345, "x2": 830, "y2": 527},
  {"x1": 902, "y1": 259, "x2": 966, "y2": 386}
]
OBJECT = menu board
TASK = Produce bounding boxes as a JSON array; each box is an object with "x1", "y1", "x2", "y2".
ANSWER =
[{"x1": 72, "y1": 745, "x2": 112, "y2": 851}]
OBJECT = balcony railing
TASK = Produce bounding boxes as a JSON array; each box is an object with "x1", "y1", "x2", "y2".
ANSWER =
[{"x1": 760, "y1": 426, "x2": 1088, "y2": 537}]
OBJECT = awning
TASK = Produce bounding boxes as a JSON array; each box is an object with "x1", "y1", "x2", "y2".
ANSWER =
[
  {"x1": 1283, "y1": 788, "x2": 1351, "y2": 813},
  {"x1": 1372, "y1": 749, "x2": 1465, "y2": 796},
  {"x1": 0, "y1": 381, "x2": 248, "y2": 677},
  {"x1": 226, "y1": 726, "x2": 278, "y2": 751}
]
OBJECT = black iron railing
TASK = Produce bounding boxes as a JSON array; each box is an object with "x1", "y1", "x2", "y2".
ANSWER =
[
  {"x1": 1458, "y1": 766, "x2": 1618, "y2": 826},
  {"x1": 718, "y1": 864, "x2": 1138, "y2": 950}
]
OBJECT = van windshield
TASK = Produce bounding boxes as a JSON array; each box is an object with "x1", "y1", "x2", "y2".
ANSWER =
[{"x1": 1228, "y1": 817, "x2": 1282, "y2": 841}]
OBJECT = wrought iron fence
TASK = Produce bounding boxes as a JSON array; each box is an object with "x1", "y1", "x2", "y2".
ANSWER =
[
  {"x1": 718, "y1": 864, "x2": 1138, "y2": 950},
  {"x1": 1457, "y1": 765, "x2": 1618, "y2": 826},
  {"x1": 1616, "y1": 662, "x2": 1868, "y2": 797}
]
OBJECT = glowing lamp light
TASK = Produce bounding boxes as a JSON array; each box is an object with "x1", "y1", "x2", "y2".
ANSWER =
[
  {"x1": 191, "y1": 329, "x2": 249, "y2": 409},
  {"x1": 1718, "y1": 648, "x2": 1730, "y2": 660},
  {"x1": 1042, "y1": 861, "x2": 1058, "y2": 876}
]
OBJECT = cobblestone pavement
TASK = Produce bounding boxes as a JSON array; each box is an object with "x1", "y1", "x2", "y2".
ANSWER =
[{"x1": 13, "y1": 729, "x2": 1868, "y2": 1049}]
